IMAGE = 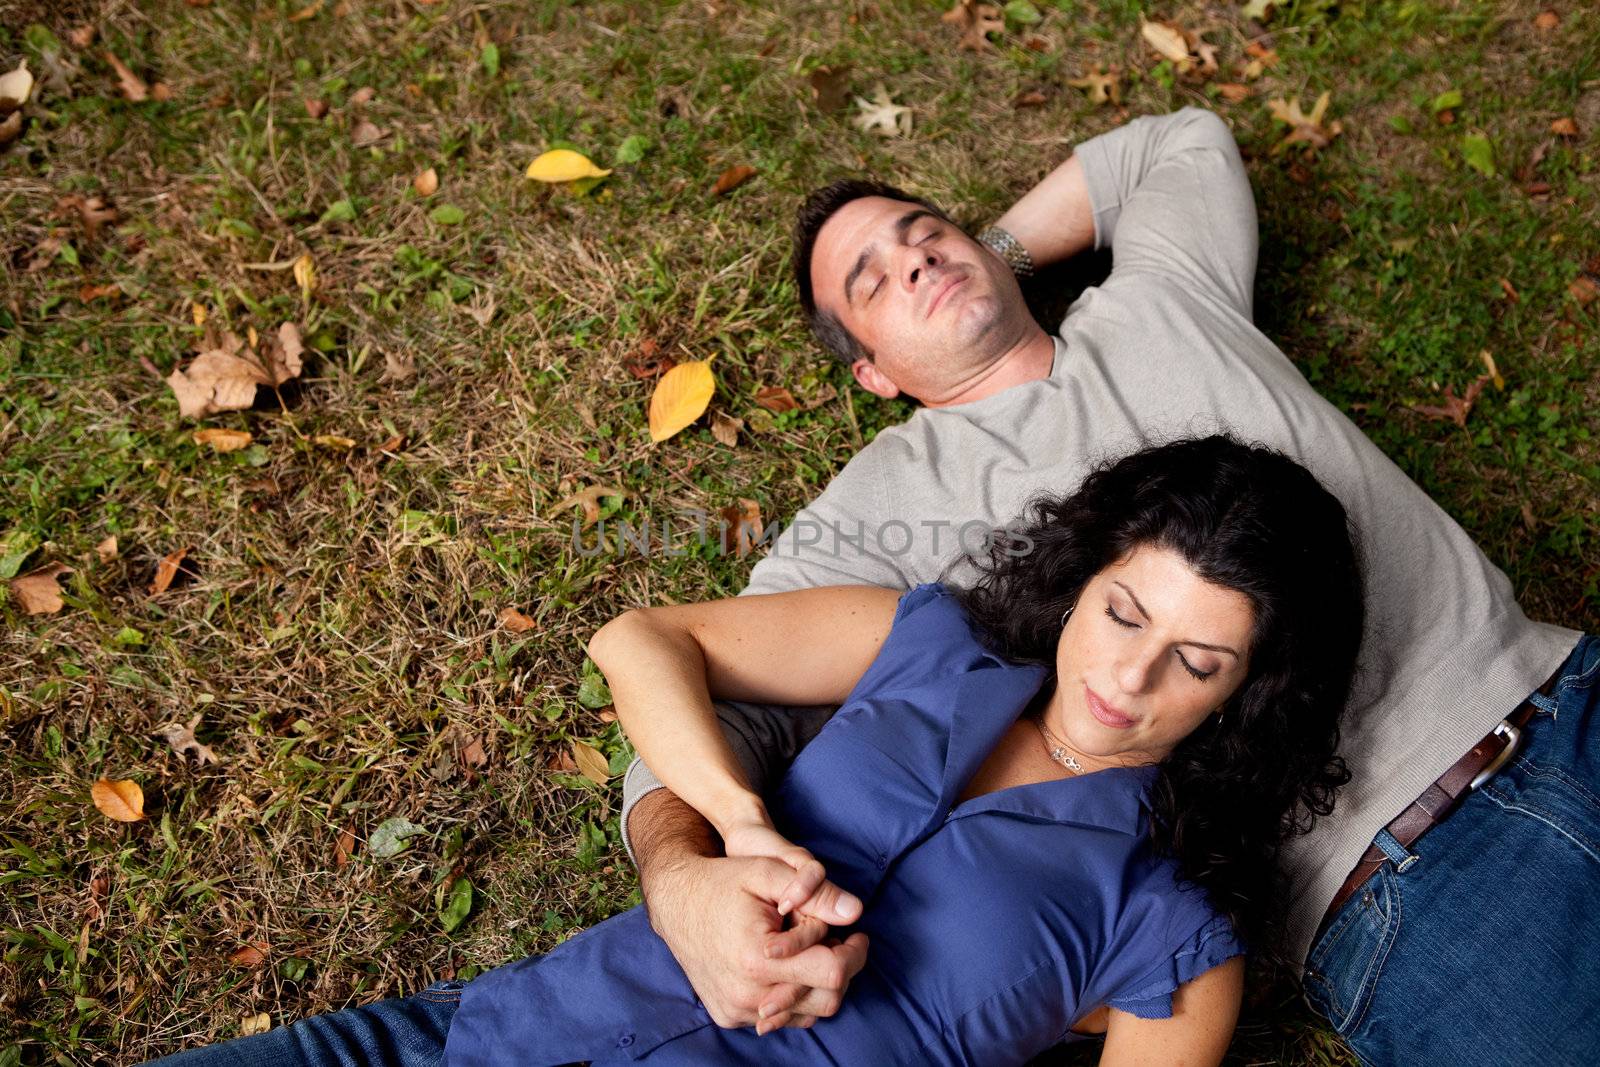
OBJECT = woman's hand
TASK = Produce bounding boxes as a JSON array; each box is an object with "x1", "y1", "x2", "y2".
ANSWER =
[{"x1": 720, "y1": 820, "x2": 862, "y2": 927}]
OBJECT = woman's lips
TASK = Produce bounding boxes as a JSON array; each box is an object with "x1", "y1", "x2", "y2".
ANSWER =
[{"x1": 1085, "y1": 686, "x2": 1136, "y2": 729}]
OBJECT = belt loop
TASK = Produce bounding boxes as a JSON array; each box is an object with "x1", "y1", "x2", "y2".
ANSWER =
[
  {"x1": 1372, "y1": 828, "x2": 1418, "y2": 872},
  {"x1": 1527, "y1": 690, "x2": 1559, "y2": 716}
]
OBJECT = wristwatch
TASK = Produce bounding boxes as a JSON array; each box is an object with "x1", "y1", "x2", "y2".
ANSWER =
[{"x1": 976, "y1": 225, "x2": 1036, "y2": 279}]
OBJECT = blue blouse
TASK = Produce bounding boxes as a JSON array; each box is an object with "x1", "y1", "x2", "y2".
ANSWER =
[{"x1": 445, "y1": 584, "x2": 1242, "y2": 1066}]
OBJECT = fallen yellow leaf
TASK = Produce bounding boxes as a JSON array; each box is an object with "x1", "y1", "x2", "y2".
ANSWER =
[
  {"x1": 240, "y1": 1012, "x2": 272, "y2": 1036},
  {"x1": 647, "y1": 360, "x2": 715, "y2": 442},
  {"x1": 525, "y1": 149, "x2": 611, "y2": 183},
  {"x1": 313, "y1": 434, "x2": 356, "y2": 450},
  {"x1": 1139, "y1": 19, "x2": 1194, "y2": 72},
  {"x1": 292, "y1": 254, "x2": 316, "y2": 299},
  {"x1": 0, "y1": 59, "x2": 33, "y2": 111},
  {"x1": 191, "y1": 302, "x2": 207, "y2": 327},
  {"x1": 193, "y1": 427, "x2": 254, "y2": 452},
  {"x1": 572, "y1": 741, "x2": 611, "y2": 785},
  {"x1": 91, "y1": 778, "x2": 146, "y2": 822}
]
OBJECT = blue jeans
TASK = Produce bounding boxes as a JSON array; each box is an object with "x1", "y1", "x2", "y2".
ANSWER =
[
  {"x1": 144, "y1": 981, "x2": 463, "y2": 1067},
  {"x1": 1304, "y1": 635, "x2": 1599, "y2": 1066}
]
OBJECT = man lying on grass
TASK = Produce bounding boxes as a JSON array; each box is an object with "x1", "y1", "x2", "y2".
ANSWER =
[{"x1": 617, "y1": 107, "x2": 1594, "y2": 1066}]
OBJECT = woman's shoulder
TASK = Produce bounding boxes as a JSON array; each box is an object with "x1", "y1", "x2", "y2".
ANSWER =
[{"x1": 843, "y1": 583, "x2": 1020, "y2": 701}]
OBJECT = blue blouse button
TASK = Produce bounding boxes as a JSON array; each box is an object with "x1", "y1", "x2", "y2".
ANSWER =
[
  {"x1": 618, "y1": 1033, "x2": 635, "y2": 1048},
  {"x1": 875, "y1": 853, "x2": 888, "y2": 870}
]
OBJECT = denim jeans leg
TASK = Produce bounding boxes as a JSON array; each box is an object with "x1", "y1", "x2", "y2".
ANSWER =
[
  {"x1": 143, "y1": 981, "x2": 464, "y2": 1067},
  {"x1": 1304, "y1": 635, "x2": 1600, "y2": 1067}
]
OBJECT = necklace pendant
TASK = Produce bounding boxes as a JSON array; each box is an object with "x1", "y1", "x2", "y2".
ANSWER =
[{"x1": 1062, "y1": 754, "x2": 1083, "y2": 772}]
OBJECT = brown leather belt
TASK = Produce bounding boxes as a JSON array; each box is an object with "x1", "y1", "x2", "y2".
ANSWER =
[{"x1": 1320, "y1": 671, "x2": 1559, "y2": 929}]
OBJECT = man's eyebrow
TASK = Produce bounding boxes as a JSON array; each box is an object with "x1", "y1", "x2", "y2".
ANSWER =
[
  {"x1": 843, "y1": 209, "x2": 941, "y2": 307},
  {"x1": 1112, "y1": 581, "x2": 1239, "y2": 657}
]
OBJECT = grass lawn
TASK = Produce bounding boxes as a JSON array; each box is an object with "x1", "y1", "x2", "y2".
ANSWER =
[{"x1": 1, "y1": 0, "x2": 1595, "y2": 1063}]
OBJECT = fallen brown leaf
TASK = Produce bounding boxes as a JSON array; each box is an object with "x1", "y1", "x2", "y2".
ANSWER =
[
  {"x1": 572, "y1": 742, "x2": 611, "y2": 785},
  {"x1": 1480, "y1": 350, "x2": 1505, "y2": 391},
  {"x1": 941, "y1": 0, "x2": 1004, "y2": 53},
  {"x1": 1534, "y1": 10, "x2": 1559, "y2": 30},
  {"x1": 1217, "y1": 82, "x2": 1251, "y2": 104},
  {"x1": 624, "y1": 339, "x2": 675, "y2": 379},
  {"x1": 289, "y1": 0, "x2": 323, "y2": 21},
  {"x1": 348, "y1": 86, "x2": 375, "y2": 107},
  {"x1": 549, "y1": 748, "x2": 578, "y2": 773},
  {"x1": 1268, "y1": 92, "x2": 1344, "y2": 155},
  {"x1": 90, "y1": 778, "x2": 145, "y2": 822},
  {"x1": 148, "y1": 546, "x2": 191, "y2": 596},
  {"x1": 807, "y1": 65, "x2": 851, "y2": 113},
  {"x1": 193, "y1": 428, "x2": 254, "y2": 453},
  {"x1": 498, "y1": 607, "x2": 536, "y2": 633},
  {"x1": 95, "y1": 536, "x2": 118, "y2": 563},
  {"x1": 69, "y1": 25, "x2": 97, "y2": 49},
  {"x1": 54, "y1": 194, "x2": 119, "y2": 240},
  {"x1": 228, "y1": 941, "x2": 270, "y2": 968},
  {"x1": 304, "y1": 97, "x2": 328, "y2": 119},
  {"x1": 103, "y1": 51, "x2": 149, "y2": 102},
  {"x1": 350, "y1": 119, "x2": 385, "y2": 147},
  {"x1": 459, "y1": 736, "x2": 487, "y2": 776},
  {"x1": 1140, "y1": 20, "x2": 1194, "y2": 73},
  {"x1": 156, "y1": 712, "x2": 220, "y2": 765},
  {"x1": 0, "y1": 110, "x2": 21, "y2": 147},
  {"x1": 166, "y1": 324, "x2": 304, "y2": 418},
  {"x1": 1409, "y1": 374, "x2": 1489, "y2": 428},
  {"x1": 1498, "y1": 278, "x2": 1520, "y2": 303},
  {"x1": 1011, "y1": 88, "x2": 1049, "y2": 109},
  {"x1": 754, "y1": 385, "x2": 798, "y2": 412},
  {"x1": 414, "y1": 167, "x2": 439, "y2": 196},
  {"x1": 710, "y1": 410, "x2": 743, "y2": 447},
  {"x1": 150, "y1": 82, "x2": 173, "y2": 101},
  {"x1": 719, "y1": 498, "x2": 764, "y2": 559},
  {"x1": 553, "y1": 485, "x2": 626, "y2": 528},
  {"x1": 1550, "y1": 117, "x2": 1579, "y2": 138},
  {"x1": 382, "y1": 349, "x2": 416, "y2": 383},
  {"x1": 711, "y1": 164, "x2": 758, "y2": 196},
  {"x1": 77, "y1": 283, "x2": 121, "y2": 302},
  {"x1": 10, "y1": 563, "x2": 73, "y2": 615},
  {"x1": 1068, "y1": 67, "x2": 1121, "y2": 107},
  {"x1": 333, "y1": 826, "x2": 356, "y2": 869},
  {"x1": 1570, "y1": 276, "x2": 1599, "y2": 307}
]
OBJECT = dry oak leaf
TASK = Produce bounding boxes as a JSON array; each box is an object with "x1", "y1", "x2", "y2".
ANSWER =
[
  {"x1": 711, "y1": 164, "x2": 758, "y2": 197},
  {"x1": 91, "y1": 778, "x2": 145, "y2": 822},
  {"x1": 498, "y1": 607, "x2": 537, "y2": 633},
  {"x1": 166, "y1": 324, "x2": 303, "y2": 418},
  {"x1": 554, "y1": 485, "x2": 627, "y2": 528},
  {"x1": 10, "y1": 563, "x2": 73, "y2": 615},
  {"x1": 719, "y1": 498, "x2": 764, "y2": 559},
  {"x1": 648, "y1": 359, "x2": 716, "y2": 442},
  {"x1": 228, "y1": 941, "x2": 271, "y2": 968},
  {"x1": 572, "y1": 741, "x2": 612, "y2": 785},
  {"x1": 103, "y1": 50, "x2": 149, "y2": 101},
  {"x1": 351, "y1": 119, "x2": 386, "y2": 147},
  {"x1": 1268, "y1": 92, "x2": 1343, "y2": 155},
  {"x1": 1550, "y1": 117, "x2": 1579, "y2": 138},
  {"x1": 1140, "y1": 20, "x2": 1195, "y2": 74},
  {"x1": 941, "y1": 0, "x2": 1004, "y2": 53},
  {"x1": 156, "y1": 712, "x2": 220, "y2": 765},
  {"x1": 193, "y1": 428, "x2": 254, "y2": 453},
  {"x1": 149, "y1": 546, "x2": 191, "y2": 596},
  {"x1": 55, "y1": 194, "x2": 119, "y2": 240},
  {"x1": 95, "y1": 536, "x2": 118, "y2": 563},
  {"x1": 754, "y1": 385, "x2": 799, "y2": 413},
  {"x1": 414, "y1": 167, "x2": 439, "y2": 197},
  {"x1": 1410, "y1": 375, "x2": 1489, "y2": 429},
  {"x1": 852, "y1": 84, "x2": 912, "y2": 138},
  {"x1": 1068, "y1": 66, "x2": 1122, "y2": 107},
  {"x1": 710, "y1": 410, "x2": 743, "y2": 447}
]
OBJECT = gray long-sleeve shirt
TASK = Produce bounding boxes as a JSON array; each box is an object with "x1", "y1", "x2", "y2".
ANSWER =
[{"x1": 621, "y1": 107, "x2": 1580, "y2": 966}]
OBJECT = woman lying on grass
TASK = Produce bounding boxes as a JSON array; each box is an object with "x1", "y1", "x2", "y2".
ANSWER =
[{"x1": 153, "y1": 435, "x2": 1363, "y2": 1067}]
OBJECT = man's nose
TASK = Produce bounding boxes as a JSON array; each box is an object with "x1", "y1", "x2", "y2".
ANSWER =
[{"x1": 901, "y1": 246, "x2": 941, "y2": 289}]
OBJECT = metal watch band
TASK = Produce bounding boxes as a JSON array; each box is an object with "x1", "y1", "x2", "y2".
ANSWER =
[{"x1": 976, "y1": 225, "x2": 1036, "y2": 278}]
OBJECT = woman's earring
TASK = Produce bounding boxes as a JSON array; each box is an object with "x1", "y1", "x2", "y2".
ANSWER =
[{"x1": 1060, "y1": 607, "x2": 1073, "y2": 628}]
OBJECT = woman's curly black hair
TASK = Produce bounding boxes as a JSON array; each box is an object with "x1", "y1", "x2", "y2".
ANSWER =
[{"x1": 950, "y1": 434, "x2": 1364, "y2": 958}]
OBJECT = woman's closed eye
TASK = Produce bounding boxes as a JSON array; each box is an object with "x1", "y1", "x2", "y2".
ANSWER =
[{"x1": 1104, "y1": 605, "x2": 1217, "y2": 682}]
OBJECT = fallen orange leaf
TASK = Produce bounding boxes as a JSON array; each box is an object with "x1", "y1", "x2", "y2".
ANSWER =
[
  {"x1": 91, "y1": 778, "x2": 146, "y2": 822},
  {"x1": 647, "y1": 360, "x2": 716, "y2": 442},
  {"x1": 228, "y1": 941, "x2": 271, "y2": 968},
  {"x1": 711, "y1": 165, "x2": 757, "y2": 197},
  {"x1": 193, "y1": 428, "x2": 254, "y2": 452},
  {"x1": 103, "y1": 50, "x2": 149, "y2": 101},
  {"x1": 498, "y1": 607, "x2": 536, "y2": 633},
  {"x1": 754, "y1": 385, "x2": 798, "y2": 413},
  {"x1": 414, "y1": 167, "x2": 439, "y2": 197},
  {"x1": 148, "y1": 546, "x2": 191, "y2": 596}
]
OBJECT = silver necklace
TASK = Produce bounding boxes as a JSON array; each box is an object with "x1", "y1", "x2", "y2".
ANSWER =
[{"x1": 1034, "y1": 714, "x2": 1084, "y2": 774}]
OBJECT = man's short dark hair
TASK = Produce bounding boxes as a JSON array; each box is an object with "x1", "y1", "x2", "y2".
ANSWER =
[{"x1": 792, "y1": 179, "x2": 952, "y2": 367}]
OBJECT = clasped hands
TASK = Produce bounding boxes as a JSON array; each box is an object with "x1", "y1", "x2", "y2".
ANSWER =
[{"x1": 640, "y1": 801, "x2": 869, "y2": 1036}]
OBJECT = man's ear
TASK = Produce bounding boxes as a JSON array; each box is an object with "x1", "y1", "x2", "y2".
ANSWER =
[{"x1": 851, "y1": 358, "x2": 901, "y2": 400}]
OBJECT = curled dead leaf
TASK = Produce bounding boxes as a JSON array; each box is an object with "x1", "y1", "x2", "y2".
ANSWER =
[
  {"x1": 0, "y1": 110, "x2": 21, "y2": 147},
  {"x1": 157, "y1": 712, "x2": 220, "y2": 765},
  {"x1": 293, "y1": 254, "x2": 316, "y2": 298},
  {"x1": 1409, "y1": 375, "x2": 1490, "y2": 428},
  {"x1": 807, "y1": 64, "x2": 851, "y2": 113},
  {"x1": 754, "y1": 385, "x2": 798, "y2": 413},
  {"x1": 1217, "y1": 83, "x2": 1251, "y2": 104},
  {"x1": 148, "y1": 546, "x2": 192, "y2": 596},
  {"x1": 1140, "y1": 20, "x2": 1194, "y2": 72},
  {"x1": 305, "y1": 97, "x2": 329, "y2": 119},
  {"x1": 55, "y1": 194, "x2": 119, "y2": 240},
  {"x1": 68, "y1": 25, "x2": 97, "y2": 49},
  {"x1": 228, "y1": 941, "x2": 271, "y2": 968},
  {"x1": 1267, "y1": 92, "x2": 1343, "y2": 156},
  {"x1": 351, "y1": 119, "x2": 386, "y2": 147},
  {"x1": 852, "y1": 84, "x2": 912, "y2": 138},
  {"x1": 1534, "y1": 10, "x2": 1559, "y2": 30},
  {"x1": 719, "y1": 498, "x2": 764, "y2": 559},
  {"x1": 1550, "y1": 117, "x2": 1579, "y2": 139},
  {"x1": 103, "y1": 51, "x2": 149, "y2": 102},
  {"x1": 193, "y1": 428, "x2": 254, "y2": 453},
  {"x1": 1068, "y1": 67, "x2": 1121, "y2": 107},
  {"x1": 333, "y1": 826, "x2": 356, "y2": 869},
  {"x1": 1012, "y1": 88, "x2": 1049, "y2": 109},
  {"x1": 0, "y1": 60, "x2": 33, "y2": 111},
  {"x1": 572, "y1": 742, "x2": 612, "y2": 785},
  {"x1": 710, "y1": 410, "x2": 743, "y2": 447},
  {"x1": 648, "y1": 360, "x2": 716, "y2": 442},
  {"x1": 348, "y1": 86, "x2": 375, "y2": 107},
  {"x1": 10, "y1": 563, "x2": 73, "y2": 615},
  {"x1": 77, "y1": 283, "x2": 121, "y2": 302},
  {"x1": 414, "y1": 167, "x2": 439, "y2": 197},
  {"x1": 313, "y1": 434, "x2": 356, "y2": 450},
  {"x1": 91, "y1": 778, "x2": 145, "y2": 822},
  {"x1": 166, "y1": 324, "x2": 304, "y2": 418},
  {"x1": 553, "y1": 485, "x2": 627, "y2": 528},
  {"x1": 711, "y1": 164, "x2": 757, "y2": 197},
  {"x1": 941, "y1": 0, "x2": 1004, "y2": 53},
  {"x1": 95, "y1": 536, "x2": 118, "y2": 563},
  {"x1": 498, "y1": 607, "x2": 536, "y2": 633},
  {"x1": 240, "y1": 1012, "x2": 272, "y2": 1037},
  {"x1": 289, "y1": 0, "x2": 323, "y2": 21}
]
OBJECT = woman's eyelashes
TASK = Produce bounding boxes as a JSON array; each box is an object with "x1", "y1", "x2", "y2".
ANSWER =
[{"x1": 1103, "y1": 605, "x2": 1216, "y2": 682}]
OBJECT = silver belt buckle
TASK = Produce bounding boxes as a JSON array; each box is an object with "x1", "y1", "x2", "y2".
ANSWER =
[{"x1": 1468, "y1": 719, "x2": 1522, "y2": 791}]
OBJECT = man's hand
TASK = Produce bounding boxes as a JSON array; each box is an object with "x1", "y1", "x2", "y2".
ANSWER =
[{"x1": 631, "y1": 790, "x2": 867, "y2": 1033}]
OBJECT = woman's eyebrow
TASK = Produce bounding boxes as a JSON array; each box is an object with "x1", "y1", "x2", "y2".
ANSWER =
[{"x1": 1112, "y1": 581, "x2": 1239, "y2": 657}]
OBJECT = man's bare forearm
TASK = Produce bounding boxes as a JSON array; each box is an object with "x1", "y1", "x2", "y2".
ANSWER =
[
  {"x1": 991, "y1": 153, "x2": 1096, "y2": 270},
  {"x1": 630, "y1": 788, "x2": 720, "y2": 898}
]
